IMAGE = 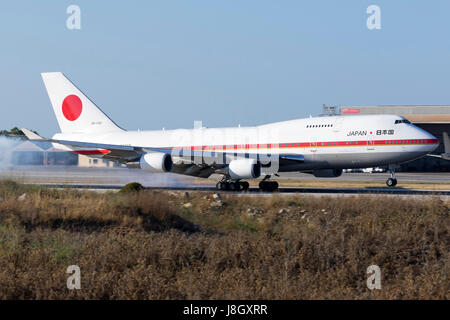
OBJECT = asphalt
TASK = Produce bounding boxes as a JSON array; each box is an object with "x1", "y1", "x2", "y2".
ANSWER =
[
  {"x1": 1, "y1": 166, "x2": 450, "y2": 199},
  {"x1": 1, "y1": 165, "x2": 449, "y2": 184}
]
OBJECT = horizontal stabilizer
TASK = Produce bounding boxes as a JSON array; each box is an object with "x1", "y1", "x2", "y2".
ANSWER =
[{"x1": 21, "y1": 128, "x2": 47, "y2": 141}]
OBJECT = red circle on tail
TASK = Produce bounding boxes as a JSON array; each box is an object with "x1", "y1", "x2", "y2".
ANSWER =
[{"x1": 62, "y1": 95, "x2": 83, "y2": 121}]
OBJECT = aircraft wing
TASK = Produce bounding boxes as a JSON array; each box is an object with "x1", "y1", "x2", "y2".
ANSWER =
[
  {"x1": 22, "y1": 128, "x2": 156, "y2": 162},
  {"x1": 427, "y1": 153, "x2": 450, "y2": 161},
  {"x1": 22, "y1": 128, "x2": 207, "y2": 156},
  {"x1": 427, "y1": 132, "x2": 450, "y2": 161},
  {"x1": 21, "y1": 128, "x2": 305, "y2": 176}
]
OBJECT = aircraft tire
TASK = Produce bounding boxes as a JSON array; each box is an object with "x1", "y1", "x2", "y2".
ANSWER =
[
  {"x1": 259, "y1": 181, "x2": 266, "y2": 191},
  {"x1": 241, "y1": 181, "x2": 250, "y2": 191},
  {"x1": 386, "y1": 178, "x2": 397, "y2": 187},
  {"x1": 272, "y1": 181, "x2": 279, "y2": 190},
  {"x1": 259, "y1": 181, "x2": 278, "y2": 192}
]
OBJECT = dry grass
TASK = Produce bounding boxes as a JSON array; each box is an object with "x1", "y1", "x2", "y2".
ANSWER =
[{"x1": 0, "y1": 180, "x2": 448, "y2": 299}]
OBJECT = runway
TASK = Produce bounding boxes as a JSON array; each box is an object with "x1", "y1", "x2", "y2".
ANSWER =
[
  {"x1": 2, "y1": 166, "x2": 450, "y2": 199},
  {"x1": 279, "y1": 171, "x2": 450, "y2": 183},
  {"x1": 1, "y1": 165, "x2": 449, "y2": 184}
]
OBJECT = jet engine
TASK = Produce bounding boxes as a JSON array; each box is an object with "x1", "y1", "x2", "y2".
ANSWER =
[
  {"x1": 228, "y1": 158, "x2": 261, "y2": 180},
  {"x1": 138, "y1": 153, "x2": 173, "y2": 173},
  {"x1": 312, "y1": 169, "x2": 343, "y2": 178}
]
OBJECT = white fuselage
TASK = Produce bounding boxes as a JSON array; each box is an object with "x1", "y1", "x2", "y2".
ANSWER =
[{"x1": 53, "y1": 114, "x2": 438, "y2": 172}]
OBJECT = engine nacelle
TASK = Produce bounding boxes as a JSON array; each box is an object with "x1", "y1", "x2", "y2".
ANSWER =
[
  {"x1": 139, "y1": 153, "x2": 173, "y2": 173},
  {"x1": 312, "y1": 169, "x2": 343, "y2": 178},
  {"x1": 228, "y1": 158, "x2": 261, "y2": 180}
]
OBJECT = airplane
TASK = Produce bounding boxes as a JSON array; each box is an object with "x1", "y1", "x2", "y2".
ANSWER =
[
  {"x1": 427, "y1": 131, "x2": 450, "y2": 161},
  {"x1": 22, "y1": 72, "x2": 439, "y2": 191}
]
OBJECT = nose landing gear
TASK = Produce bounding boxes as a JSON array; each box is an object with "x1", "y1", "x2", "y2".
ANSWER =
[{"x1": 386, "y1": 166, "x2": 398, "y2": 187}]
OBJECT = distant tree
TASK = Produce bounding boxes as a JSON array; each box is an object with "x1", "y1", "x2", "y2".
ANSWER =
[
  {"x1": 0, "y1": 127, "x2": 33, "y2": 139},
  {"x1": 9, "y1": 127, "x2": 25, "y2": 136}
]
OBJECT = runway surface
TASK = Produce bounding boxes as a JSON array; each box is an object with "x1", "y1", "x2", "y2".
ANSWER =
[
  {"x1": 2, "y1": 166, "x2": 450, "y2": 199},
  {"x1": 1, "y1": 165, "x2": 449, "y2": 184}
]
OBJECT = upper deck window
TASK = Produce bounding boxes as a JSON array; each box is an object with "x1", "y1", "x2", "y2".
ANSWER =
[{"x1": 306, "y1": 124, "x2": 333, "y2": 128}]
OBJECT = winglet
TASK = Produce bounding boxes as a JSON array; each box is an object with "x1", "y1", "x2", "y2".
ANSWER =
[{"x1": 21, "y1": 128, "x2": 48, "y2": 141}]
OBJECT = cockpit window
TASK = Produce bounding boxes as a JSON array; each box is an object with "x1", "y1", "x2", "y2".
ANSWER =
[{"x1": 395, "y1": 119, "x2": 411, "y2": 124}]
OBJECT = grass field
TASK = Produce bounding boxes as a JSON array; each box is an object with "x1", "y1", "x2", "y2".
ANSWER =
[{"x1": 0, "y1": 180, "x2": 448, "y2": 299}]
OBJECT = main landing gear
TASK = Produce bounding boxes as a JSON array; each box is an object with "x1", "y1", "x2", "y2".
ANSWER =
[
  {"x1": 386, "y1": 166, "x2": 398, "y2": 187},
  {"x1": 215, "y1": 175, "x2": 279, "y2": 192},
  {"x1": 258, "y1": 175, "x2": 279, "y2": 192},
  {"x1": 216, "y1": 180, "x2": 250, "y2": 191},
  {"x1": 259, "y1": 180, "x2": 279, "y2": 192}
]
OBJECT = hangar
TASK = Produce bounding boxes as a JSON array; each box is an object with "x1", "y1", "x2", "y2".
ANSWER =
[{"x1": 340, "y1": 105, "x2": 450, "y2": 172}]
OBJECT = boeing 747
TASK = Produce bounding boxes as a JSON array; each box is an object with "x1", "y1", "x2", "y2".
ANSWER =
[{"x1": 22, "y1": 72, "x2": 439, "y2": 191}]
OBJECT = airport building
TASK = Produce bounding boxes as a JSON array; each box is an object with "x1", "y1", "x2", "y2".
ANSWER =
[
  {"x1": 78, "y1": 154, "x2": 118, "y2": 168},
  {"x1": 2, "y1": 138, "x2": 119, "y2": 168},
  {"x1": 9, "y1": 140, "x2": 78, "y2": 166},
  {"x1": 340, "y1": 105, "x2": 450, "y2": 171}
]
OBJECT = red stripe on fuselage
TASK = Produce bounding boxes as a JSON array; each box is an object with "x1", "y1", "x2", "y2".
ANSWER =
[
  {"x1": 162, "y1": 138, "x2": 439, "y2": 151},
  {"x1": 66, "y1": 139, "x2": 439, "y2": 156}
]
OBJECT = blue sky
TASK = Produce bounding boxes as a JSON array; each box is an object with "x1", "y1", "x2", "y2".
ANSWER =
[{"x1": 1, "y1": 1, "x2": 450, "y2": 136}]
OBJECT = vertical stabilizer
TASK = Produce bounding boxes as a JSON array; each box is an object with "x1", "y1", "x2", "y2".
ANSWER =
[{"x1": 41, "y1": 72, "x2": 124, "y2": 134}]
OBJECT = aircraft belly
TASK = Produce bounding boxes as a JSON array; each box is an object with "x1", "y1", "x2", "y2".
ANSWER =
[{"x1": 279, "y1": 151, "x2": 426, "y2": 171}]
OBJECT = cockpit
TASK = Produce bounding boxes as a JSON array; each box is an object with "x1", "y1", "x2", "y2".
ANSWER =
[{"x1": 394, "y1": 119, "x2": 411, "y2": 124}]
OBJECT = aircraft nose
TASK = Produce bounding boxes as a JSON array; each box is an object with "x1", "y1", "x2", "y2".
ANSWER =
[{"x1": 420, "y1": 129, "x2": 439, "y2": 152}]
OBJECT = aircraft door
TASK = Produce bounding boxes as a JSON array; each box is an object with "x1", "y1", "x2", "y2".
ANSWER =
[
  {"x1": 333, "y1": 117, "x2": 344, "y2": 133},
  {"x1": 309, "y1": 136, "x2": 318, "y2": 160},
  {"x1": 367, "y1": 137, "x2": 375, "y2": 151}
]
